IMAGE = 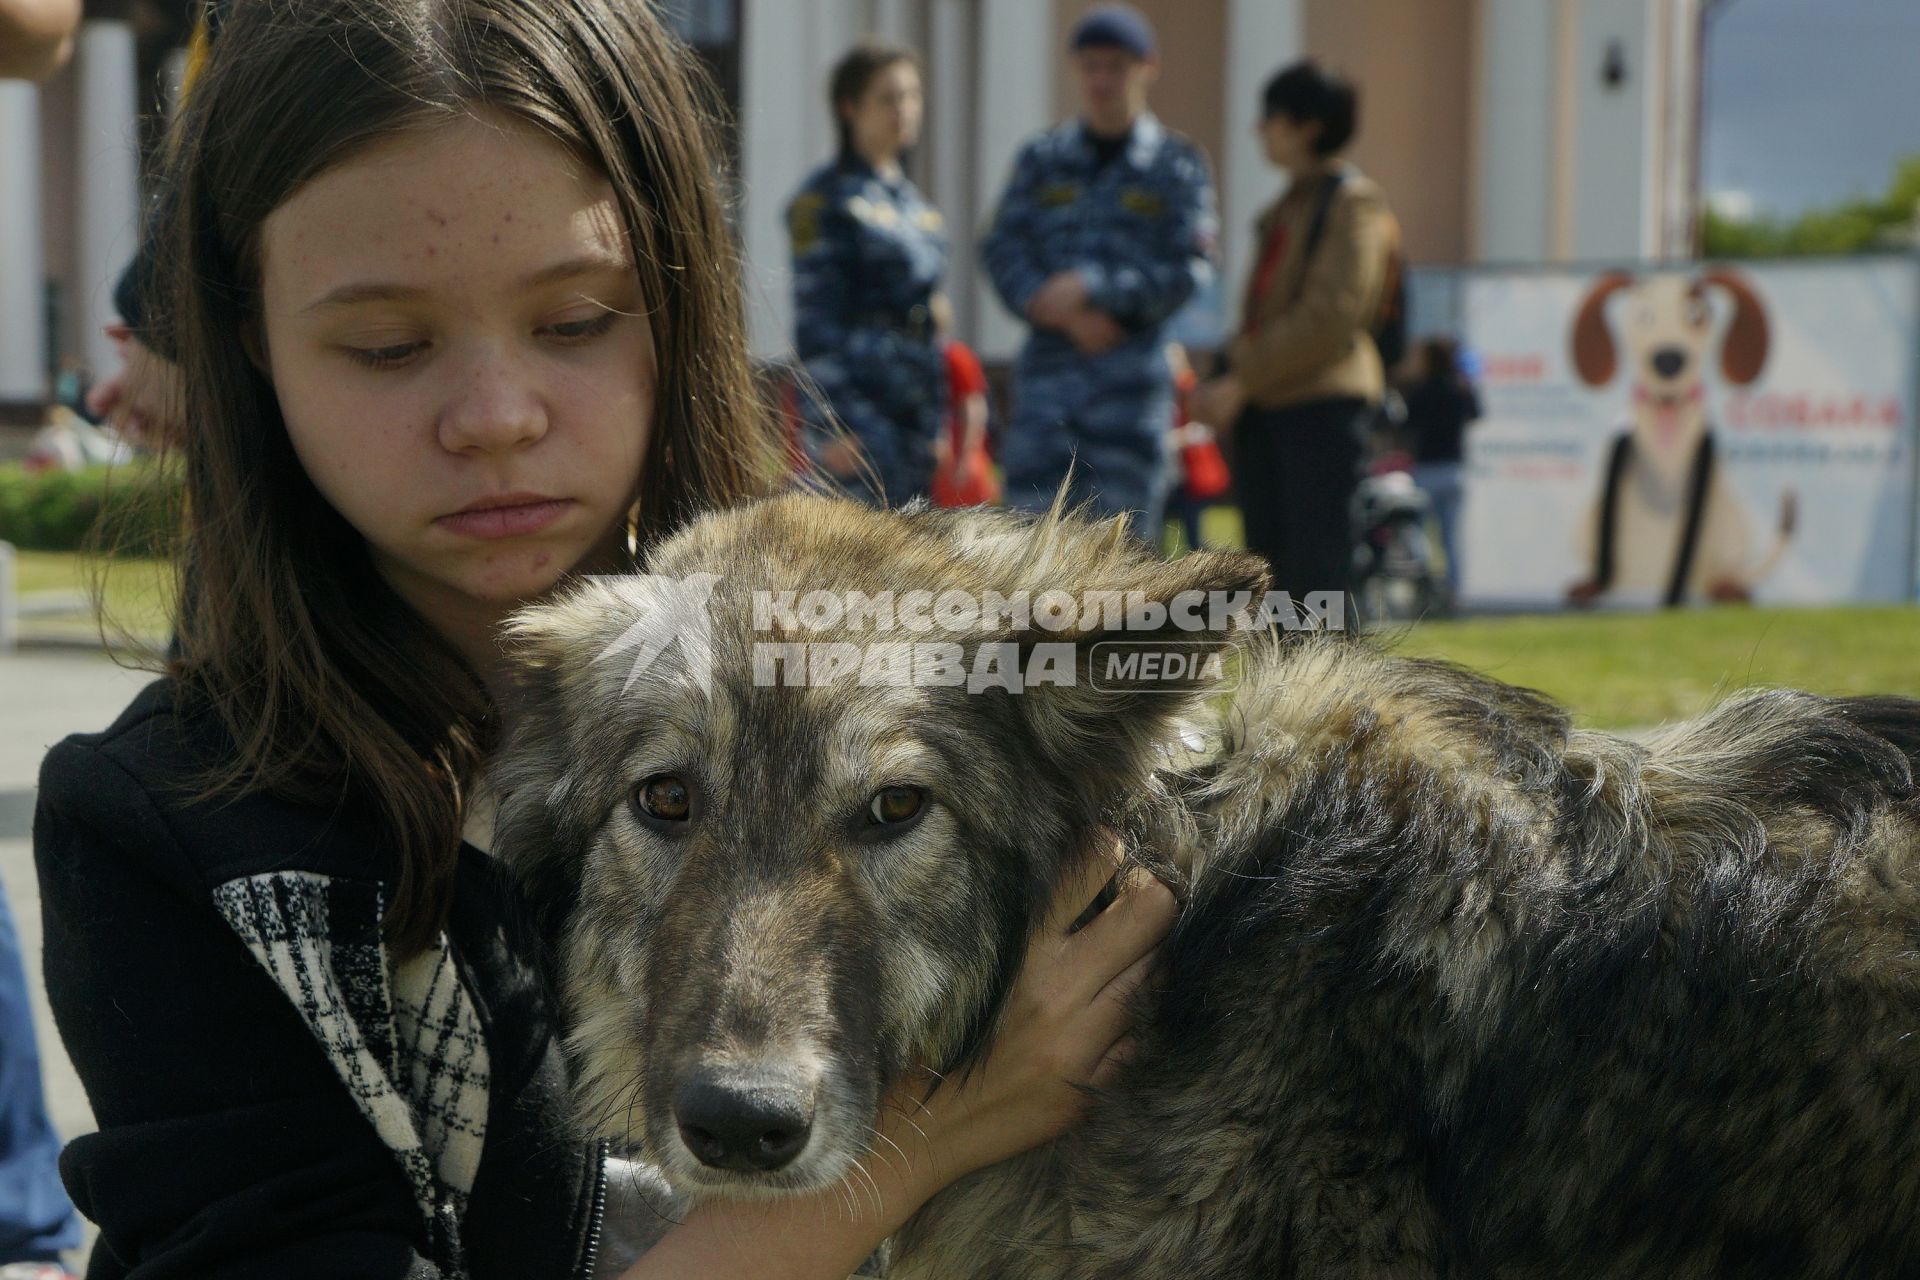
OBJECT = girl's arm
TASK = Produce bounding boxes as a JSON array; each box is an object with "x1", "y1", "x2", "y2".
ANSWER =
[
  {"x1": 621, "y1": 847, "x2": 1174, "y2": 1279},
  {"x1": 35, "y1": 734, "x2": 471, "y2": 1277}
]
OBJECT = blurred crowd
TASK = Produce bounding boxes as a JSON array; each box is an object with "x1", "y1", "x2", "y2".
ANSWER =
[{"x1": 782, "y1": 4, "x2": 1480, "y2": 615}]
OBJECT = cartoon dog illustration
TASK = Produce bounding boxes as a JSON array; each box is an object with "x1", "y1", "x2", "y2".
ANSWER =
[{"x1": 1566, "y1": 269, "x2": 1795, "y2": 606}]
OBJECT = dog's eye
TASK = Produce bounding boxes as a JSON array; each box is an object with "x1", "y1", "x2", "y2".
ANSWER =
[
  {"x1": 867, "y1": 787, "x2": 925, "y2": 827},
  {"x1": 633, "y1": 775, "x2": 693, "y2": 827}
]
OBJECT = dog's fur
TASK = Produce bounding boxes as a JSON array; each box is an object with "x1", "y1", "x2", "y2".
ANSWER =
[
  {"x1": 495, "y1": 493, "x2": 1920, "y2": 1277},
  {"x1": 1568, "y1": 269, "x2": 1796, "y2": 605}
]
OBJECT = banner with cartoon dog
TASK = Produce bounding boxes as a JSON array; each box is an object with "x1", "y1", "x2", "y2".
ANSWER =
[{"x1": 1455, "y1": 256, "x2": 1919, "y2": 608}]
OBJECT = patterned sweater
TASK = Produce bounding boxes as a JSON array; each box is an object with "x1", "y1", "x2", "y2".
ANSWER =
[{"x1": 33, "y1": 678, "x2": 675, "y2": 1278}]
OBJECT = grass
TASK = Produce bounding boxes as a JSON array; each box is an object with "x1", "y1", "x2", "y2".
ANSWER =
[
  {"x1": 1171, "y1": 505, "x2": 1917, "y2": 731},
  {"x1": 1384, "y1": 607, "x2": 1920, "y2": 730},
  {"x1": 8, "y1": 549, "x2": 174, "y2": 647}
]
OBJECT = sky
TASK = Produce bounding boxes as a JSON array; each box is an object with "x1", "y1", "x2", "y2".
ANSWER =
[{"x1": 1701, "y1": 0, "x2": 1920, "y2": 220}]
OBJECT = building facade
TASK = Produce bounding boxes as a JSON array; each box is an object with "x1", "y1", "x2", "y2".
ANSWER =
[{"x1": 0, "y1": 0, "x2": 1706, "y2": 415}]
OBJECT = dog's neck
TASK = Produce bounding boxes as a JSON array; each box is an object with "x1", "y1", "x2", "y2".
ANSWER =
[{"x1": 1631, "y1": 381, "x2": 1709, "y2": 491}]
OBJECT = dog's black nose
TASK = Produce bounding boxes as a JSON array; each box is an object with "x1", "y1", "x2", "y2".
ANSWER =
[
  {"x1": 1651, "y1": 346, "x2": 1688, "y2": 379},
  {"x1": 674, "y1": 1075, "x2": 814, "y2": 1172}
]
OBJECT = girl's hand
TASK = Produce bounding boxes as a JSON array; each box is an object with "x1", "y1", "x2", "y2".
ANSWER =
[{"x1": 878, "y1": 835, "x2": 1177, "y2": 1194}]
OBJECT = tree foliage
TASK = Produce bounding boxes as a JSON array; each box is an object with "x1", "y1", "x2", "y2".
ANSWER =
[{"x1": 1704, "y1": 155, "x2": 1920, "y2": 258}]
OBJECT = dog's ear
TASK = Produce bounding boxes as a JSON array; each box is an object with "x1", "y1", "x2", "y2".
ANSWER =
[
  {"x1": 490, "y1": 574, "x2": 717, "y2": 923},
  {"x1": 1701, "y1": 267, "x2": 1770, "y2": 385},
  {"x1": 488, "y1": 587, "x2": 615, "y2": 921},
  {"x1": 1570, "y1": 272, "x2": 1634, "y2": 386},
  {"x1": 1002, "y1": 546, "x2": 1272, "y2": 796}
]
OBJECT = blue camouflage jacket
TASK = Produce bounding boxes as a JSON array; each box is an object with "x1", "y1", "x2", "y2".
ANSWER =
[
  {"x1": 981, "y1": 113, "x2": 1217, "y2": 366},
  {"x1": 787, "y1": 155, "x2": 950, "y2": 451}
]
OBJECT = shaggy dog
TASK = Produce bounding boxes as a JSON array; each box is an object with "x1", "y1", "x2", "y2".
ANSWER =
[{"x1": 494, "y1": 493, "x2": 1920, "y2": 1278}]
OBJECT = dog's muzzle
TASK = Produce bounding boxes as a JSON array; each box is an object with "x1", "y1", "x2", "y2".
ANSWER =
[
  {"x1": 673, "y1": 1069, "x2": 817, "y2": 1173},
  {"x1": 1651, "y1": 346, "x2": 1689, "y2": 379}
]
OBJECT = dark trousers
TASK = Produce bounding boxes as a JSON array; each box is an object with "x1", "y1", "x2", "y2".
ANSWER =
[{"x1": 1231, "y1": 397, "x2": 1368, "y2": 604}]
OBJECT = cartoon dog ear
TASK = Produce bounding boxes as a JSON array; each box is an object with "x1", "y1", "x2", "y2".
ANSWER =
[
  {"x1": 1569, "y1": 272, "x2": 1635, "y2": 386},
  {"x1": 1701, "y1": 267, "x2": 1770, "y2": 385}
]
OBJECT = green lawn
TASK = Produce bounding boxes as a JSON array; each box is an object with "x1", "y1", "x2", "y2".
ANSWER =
[
  {"x1": 1386, "y1": 607, "x2": 1920, "y2": 730},
  {"x1": 9, "y1": 549, "x2": 174, "y2": 648},
  {"x1": 1173, "y1": 508, "x2": 1915, "y2": 729}
]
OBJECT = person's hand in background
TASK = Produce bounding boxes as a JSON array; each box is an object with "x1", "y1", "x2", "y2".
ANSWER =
[
  {"x1": 1064, "y1": 308, "x2": 1127, "y2": 356},
  {"x1": 815, "y1": 434, "x2": 865, "y2": 479},
  {"x1": 0, "y1": 0, "x2": 81, "y2": 80},
  {"x1": 1191, "y1": 375, "x2": 1247, "y2": 433},
  {"x1": 86, "y1": 324, "x2": 186, "y2": 449},
  {"x1": 1027, "y1": 271, "x2": 1091, "y2": 330}
]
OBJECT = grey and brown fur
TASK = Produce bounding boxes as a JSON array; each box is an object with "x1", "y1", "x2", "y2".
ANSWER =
[{"x1": 494, "y1": 492, "x2": 1920, "y2": 1278}]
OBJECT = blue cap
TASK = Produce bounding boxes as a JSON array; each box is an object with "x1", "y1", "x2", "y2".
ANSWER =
[{"x1": 1070, "y1": 4, "x2": 1156, "y2": 60}]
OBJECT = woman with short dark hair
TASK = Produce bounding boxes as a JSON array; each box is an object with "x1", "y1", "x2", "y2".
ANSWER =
[{"x1": 1194, "y1": 59, "x2": 1398, "y2": 611}]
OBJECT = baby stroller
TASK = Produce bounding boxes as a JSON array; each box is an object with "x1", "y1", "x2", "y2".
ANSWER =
[{"x1": 1351, "y1": 449, "x2": 1447, "y2": 624}]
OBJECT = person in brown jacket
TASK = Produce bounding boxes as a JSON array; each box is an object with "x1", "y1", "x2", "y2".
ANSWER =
[{"x1": 1194, "y1": 61, "x2": 1394, "y2": 611}]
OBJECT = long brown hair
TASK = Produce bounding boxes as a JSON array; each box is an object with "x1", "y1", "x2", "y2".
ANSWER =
[{"x1": 156, "y1": 0, "x2": 780, "y2": 955}]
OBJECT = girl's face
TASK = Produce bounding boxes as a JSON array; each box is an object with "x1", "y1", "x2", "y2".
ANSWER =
[
  {"x1": 845, "y1": 61, "x2": 923, "y2": 159},
  {"x1": 260, "y1": 112, "x2": 655, "y2": 651}
]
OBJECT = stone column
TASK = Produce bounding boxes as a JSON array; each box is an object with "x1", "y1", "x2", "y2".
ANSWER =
[
  {"x1": 1475, "y1": 0, "x2": 1560, "y2": 262},
  {"x1": 73, "y1": 18, "x2": 141, "y2": 381},
  {"x1": 0, "y1": 81, "x2": 48, "y2": 409},
  {"x1": 970, "y1": 0, "x2": 1053, "y2": 363},
  {"x1": 1224, "y1": 0, "x2": 1304, "y2": 307}
]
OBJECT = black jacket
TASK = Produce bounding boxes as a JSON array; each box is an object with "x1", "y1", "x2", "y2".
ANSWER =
[
  {"x1": 33, "y1": 678, "x2": 615, "y2": 1279},
  {"x1": 1403, "y1": 376, "x2": 1481, "y2": 466}
]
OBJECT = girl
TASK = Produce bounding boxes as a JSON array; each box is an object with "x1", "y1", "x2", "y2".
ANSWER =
[
  {"x1": 786, "y1": 42, "x2": 948, "y2": 505},
  {"x1": 31, "y1": 2, "x2": 1173, "y2": 1277}
]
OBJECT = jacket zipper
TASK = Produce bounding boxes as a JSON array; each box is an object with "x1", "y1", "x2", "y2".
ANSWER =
[{"x1": 576, "y1": 1138, "x2": 611, "y2": 1280}]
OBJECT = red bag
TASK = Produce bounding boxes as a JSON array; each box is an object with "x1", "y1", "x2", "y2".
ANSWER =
[
  {"x1": 932, "y1": 444, "x2": 1000, "y2": 507},
  {"x1": 1179, "y1": 426, "x2": 1231, "y2": 501},
  {"x1": 932, "y1": 341, "x2": 1001, "y2": 507}
]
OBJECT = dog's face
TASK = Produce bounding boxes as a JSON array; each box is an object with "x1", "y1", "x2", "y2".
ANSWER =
[
  {"x1": 1570, "y1": 268, "x2": 1771, "y2": 458},
  {"x1": 1618, "y1": 275, "x2": 1713, "y2": 447},
  {"x1": 493, "y1": 495, "x2": 1265, "y2": 1196}
]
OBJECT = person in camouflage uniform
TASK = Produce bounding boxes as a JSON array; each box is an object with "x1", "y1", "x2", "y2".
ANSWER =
[
  {"x1": 981, "y1": 4, "x2": 1217, "y2": 540},
  {"x1": 788, "y1": 41, "x2": 949, "y2": 506}
]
